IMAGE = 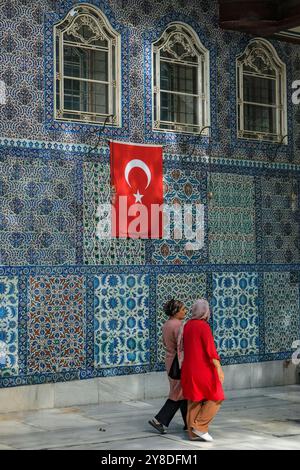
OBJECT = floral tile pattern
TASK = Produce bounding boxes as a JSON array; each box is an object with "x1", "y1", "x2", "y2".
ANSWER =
[
  {"x1": 208, "y1": 173, "x2": 256, "y2": 264},
  {"x1": 156, "y1": 273, "x2": 206, "y2": 363},
  {"x1": 27, "y1": 276, "x2": 86, "y2": 374},
  {"x1": 94, "y1": 274, "x2": 150, "y2": 368},
  {"x1": 212, "y1": 272, "x2": 259, "y2": 357},
  {"x1": 0, "y1": 276, "x2": 18, "y2": 376},
  {"x1": 0, "y1": 0, "x2": 297, "y2": 159},
  {"x1": 0, "y1": 156, "x2": 78, "y2": 265},
  {"x1": 264, "y1": 272, "x2": 300, "y2": 353},
  {"x1": 83, "y1": 162, "x2": 145, "y2": 265},
  {"x1": 150, "y1": 168, "x2": 207, "y2": 265},
  {"x1": 261, "y1": 177, "x2": 299, "y2": 264}
]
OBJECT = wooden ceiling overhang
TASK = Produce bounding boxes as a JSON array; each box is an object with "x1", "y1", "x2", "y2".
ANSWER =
[{"x1": 218, "y1": 0, "x2": 300, "y2": 42}]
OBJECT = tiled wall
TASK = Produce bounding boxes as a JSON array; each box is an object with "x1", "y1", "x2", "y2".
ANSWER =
[{"x1": 0, "y1": 0, "x2": 300, "y2": 389}]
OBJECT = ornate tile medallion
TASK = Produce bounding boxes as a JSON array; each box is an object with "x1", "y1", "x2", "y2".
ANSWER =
[
  {"x1": 27, "y1": 276, "x2": 86, "y2": 374},
  {"x1": 150, "y1": 168, "x2": 207, "y2": 265}
]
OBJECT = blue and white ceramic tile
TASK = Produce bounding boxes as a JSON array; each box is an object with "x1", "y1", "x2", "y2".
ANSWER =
[
  {"x1": 150, "y1": 168, "x2": 207, "y2": 265},
  {"x1": 208, "y1": 173, "x2": 256, "y2": 264},
  {"x1": 212, "y1": 272, "x2": 259, "y2": 358},
  {"x1": 264, "y1": 272, "x2": 300, "y2": 353},
  {"x1": 0, "y1": 156, "x2": 79, "y2": 265},
  {"x1": 261, "y1": 176, "x2": 300, "y2": 264},
  {"x1": 83, "y1": 161, "x2": 146, "y2": 265},
  {"x1": 0, "y1": 276, "x2": 18, "y2": 376},
  {"x1": 94, "y1": 274, "x2": 150, "y2": 368}
]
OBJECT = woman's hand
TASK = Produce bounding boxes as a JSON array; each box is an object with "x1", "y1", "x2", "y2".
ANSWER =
[
  {"x1": 218, "y1": 368, "x2": 225, "y2": 384},
  {"x1": 212, "y1": 359, "x2": 225, "y2": 384}
]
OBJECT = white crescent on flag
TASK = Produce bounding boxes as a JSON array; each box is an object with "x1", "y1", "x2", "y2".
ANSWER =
[{"x1": 124, "y1": 159, "x2": 152, "y2": 189}]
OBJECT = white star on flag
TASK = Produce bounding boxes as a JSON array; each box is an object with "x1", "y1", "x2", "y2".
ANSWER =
[{"x1": 133, "y1": 189, "x2": 144, "y2": 203}]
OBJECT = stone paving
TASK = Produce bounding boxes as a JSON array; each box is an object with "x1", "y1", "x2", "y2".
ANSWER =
[{"x1": 0, "y1": 385, "x2": 300, "y2": 450}]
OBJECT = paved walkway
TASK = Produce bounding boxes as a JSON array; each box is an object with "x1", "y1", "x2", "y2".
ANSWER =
[{"x1": 0, "y1": 385, "x2": 300, "y2": 450}]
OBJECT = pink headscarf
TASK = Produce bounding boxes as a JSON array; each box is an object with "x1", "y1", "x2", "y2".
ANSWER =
[{"x1": 191, "y1": 298, "x2": 211, "y2": 321}]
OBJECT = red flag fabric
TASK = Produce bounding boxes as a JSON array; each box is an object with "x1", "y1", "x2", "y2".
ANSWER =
[{"x1": 110, "y1": 141, "x2": 163, "y2": 239}]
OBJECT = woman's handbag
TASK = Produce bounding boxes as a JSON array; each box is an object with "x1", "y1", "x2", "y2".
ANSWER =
[{"x1": 168, "y1": 354, "x2": 181, "y2": 380}]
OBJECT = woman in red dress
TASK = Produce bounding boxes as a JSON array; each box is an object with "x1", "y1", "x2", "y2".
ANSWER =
[{"x1": 180, "y1": 298, "x2": 225, "y2": 442}]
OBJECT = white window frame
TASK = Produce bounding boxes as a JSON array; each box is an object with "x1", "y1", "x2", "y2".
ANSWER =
[
  {"x1": 152, "y1": 22, "x2": 210, "y2": 135},
  {"x1": 54, "y1": 4, "x2": 121, "y2": 126},
  {"x1": 236, "y1": 38, "x2": 287, "y2": 144}
]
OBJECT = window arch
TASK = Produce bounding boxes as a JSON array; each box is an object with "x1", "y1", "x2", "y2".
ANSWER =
[
  {"x1": 236, "y1": 38, "x2": 287, "y2": 143},
  {"x1": 152, "y1": 23, "x2": 210, "y2": 135},
  {"x1": 54, "y1": 4, "x2": 121, "y2": 126}
]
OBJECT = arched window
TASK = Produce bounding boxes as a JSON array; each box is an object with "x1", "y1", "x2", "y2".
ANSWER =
[
  {"x1": 152, "y1": 23, "x2": 210, "y2": 135},
  {"x1": 54, "y1": 5, "x2": 120, "y2": 126},
  {"x1": 236, "y1": 38, "x2": 287, "y2": 143}
]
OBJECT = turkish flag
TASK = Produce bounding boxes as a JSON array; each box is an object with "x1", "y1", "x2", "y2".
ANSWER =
[{"x1": 110, "y1": 141, "x2": 163, "y2": 239}]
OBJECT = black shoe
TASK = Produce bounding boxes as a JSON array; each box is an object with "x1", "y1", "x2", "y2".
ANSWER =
[{"x1": 148, "y1": 419, "x2": 167, "y2": 434}]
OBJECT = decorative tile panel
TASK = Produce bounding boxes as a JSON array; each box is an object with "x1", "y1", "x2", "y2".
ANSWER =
[
  {"x1": 212, "y1": 272, "x2": 259, "y2": 357},
  {"x1": 27, "y1": 276, "x2": 86, "y2": 374},
  {"x1": 261, "y1": 176, "x2": 299, "y2": 264},
  {"x1": 94, "y1": 274, "x2": 150, "y2": 368},
  {"x1": 156, "y1": 273, "x2": 206, "y2": 363},
  {"x1": 264, "y1": 272, "x2": 300, "y2": 353},
  {"x1": 0, "y1": 156, "x2": 79, "y2": 265},
  {"x1": 150, "y1": 168, "x2": 207, "y2": 265},
  {"x1": 208, "y1": 173, "x2": 256, "y2": 264},
  {"x1": 83, "y1": 162, "x2": 145, "y2": 265},
  {"x1": 0, "y1": 276, "x2": 18, "y2": 376},
  {"x1": 0, "y1": 0, "x2": 299, "y2": 390}
]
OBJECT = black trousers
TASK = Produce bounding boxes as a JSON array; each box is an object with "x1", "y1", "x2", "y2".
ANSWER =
[{"x1": 155, "y1": 399, "x2": 187, "y2": 428}]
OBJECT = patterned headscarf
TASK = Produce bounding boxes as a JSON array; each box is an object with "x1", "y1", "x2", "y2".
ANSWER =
[
  {"x1": 177, "y1": 298, "x2": 211, "y2": 368},
  {"x1": 191, "y1": 298, "x2": 211, "y2": 321}
]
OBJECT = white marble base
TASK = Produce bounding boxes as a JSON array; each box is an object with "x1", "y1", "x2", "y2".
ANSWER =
[
  {"x1": 0, "y1": 384, "x2": 54, "y2": 413},
  {"x1": 98, "y1": 374, "x2": 145, "y2": 403},
  {"x1": 54, "y1": 378, "x2": 98, "y2": 408},
  {"x1": 0, "y1": 360, "x2": 298, "y2": 412}
]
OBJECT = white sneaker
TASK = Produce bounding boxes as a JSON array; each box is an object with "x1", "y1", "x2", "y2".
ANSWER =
[{"x1": 192, "y1": 428, "x2": 214, "y2": 442}]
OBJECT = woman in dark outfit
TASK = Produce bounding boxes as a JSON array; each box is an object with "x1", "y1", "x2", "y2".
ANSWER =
[{"x1": 148, "y1": 299, "x2": 187, "y2": 434}]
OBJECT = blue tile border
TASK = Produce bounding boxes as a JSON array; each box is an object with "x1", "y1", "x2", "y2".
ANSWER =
[
  {"x1": 254, "y1": 176, "x2": 263, "y2": 264},
  {"x1": 149, "y1": 272, "x2": 157, "y2": 368},
  {"x1": 18, "y1": 275, "x2": 28, "y2": 377},
  {"x1": 257, "y1": 272, "x2": 265, "y2": 356},
  {"x1": 75, "y1": 160, "x2": 84, "y2": 265},
  {"x1": 3, "y1": 264, "x2": 300, "y2": 276},
  {"x1": 85, "y1": 275, "x2": 94, "y2": 371},
  {"x1": 1, "y1": 139, "x2": 300, "y2": 173}
]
